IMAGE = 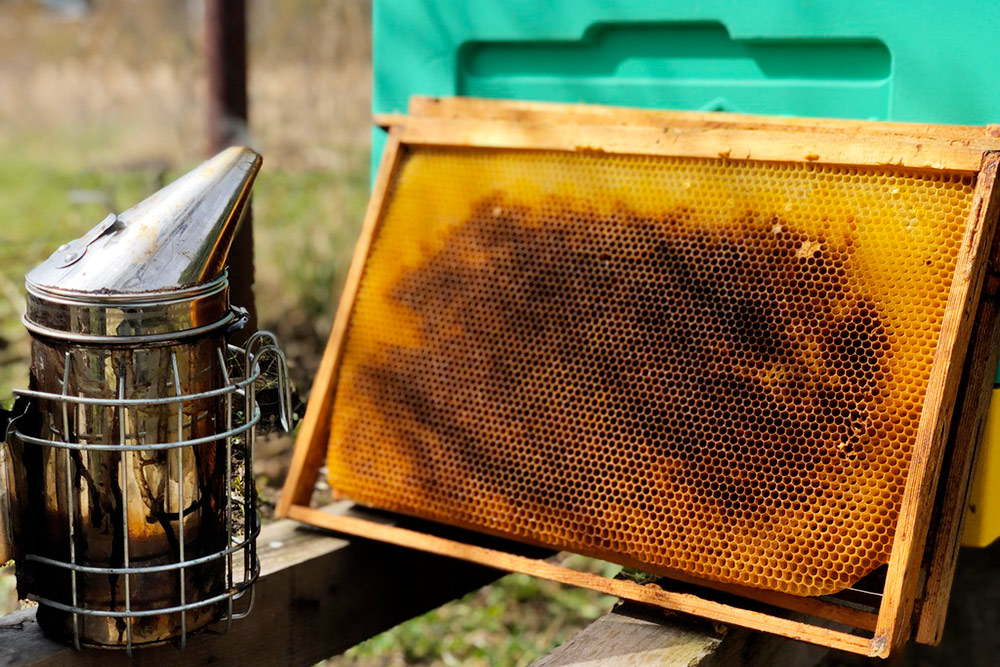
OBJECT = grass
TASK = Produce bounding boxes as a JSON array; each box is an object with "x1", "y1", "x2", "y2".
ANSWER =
[
  {"x1": 0, "y1": 143, "x2": 370, "y2": 396},
  {"x1": 252, "y1": 158, "x2": 371, "y2": 358},
  {"x1": 328, "y1": 557, "x2": 620, "y2": 667},
  {"x1": 0, "y1": 146, "x2": 157, "y2": 395}
]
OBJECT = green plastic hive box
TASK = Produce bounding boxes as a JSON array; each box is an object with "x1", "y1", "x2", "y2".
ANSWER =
[{"x1": 372, "y1": 0, "x2": 1000, "y2": 547}]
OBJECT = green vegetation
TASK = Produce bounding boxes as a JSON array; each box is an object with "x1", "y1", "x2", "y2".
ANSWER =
[
  {"x1": 330, "y1": 557, "x2": 620, "y2": 667},
  {"x1": 0, "y1": 147, "x2": 370, "y2": 397},
  {"x1": 251, "y1": 158, "x2": 370, "y2": 352},
  {"x1": 0, "y1": 148, "x2": 155, "y2": 396}
]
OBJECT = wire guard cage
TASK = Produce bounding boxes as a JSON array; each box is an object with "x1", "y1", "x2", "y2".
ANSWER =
[{"x1": 10, "y1": 331, "x2": 291, "y2": 655}]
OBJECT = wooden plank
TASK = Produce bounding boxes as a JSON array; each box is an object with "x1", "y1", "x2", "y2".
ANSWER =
[
  {"x1": 287, "y1": 506, "x2": 877, "y2": 657},
  {"x1": 913, "y1": 180, "x2": 1000, "y2": 644},
  {"x1": 0, "y1": 503, "x2": 504, "y2": 666},
  {"x1": 389, "y1": 116, "x2": 990, "y2": 172},
  {"x1": 541, "y1": 552, "x2": 1000, "y2": 667},
  {"x1": 533, "y1": 606, "x2": 829, "y2": 667},
  {"x1": 874, "y1": 152, "x2": 1000, "y2": 653},
  {"x1": 276, "y1": 132, "x2": 405, "y2": 517},
  {"x1": 533, "y1": 610, "x2": 730, "y2": 667},
  {"x1": 404, "y1": 96, "x2": 1000, "y2": 146}
]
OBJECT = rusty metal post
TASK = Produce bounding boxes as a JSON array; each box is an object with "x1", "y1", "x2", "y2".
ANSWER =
[{"x1": 205, "y1": 0, "x2": 256, "y2": 336}]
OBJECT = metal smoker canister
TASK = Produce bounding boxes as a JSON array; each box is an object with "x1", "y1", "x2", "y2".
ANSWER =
[{"x1": 3, "y1": 147, "x2": 290, "y2": 652}]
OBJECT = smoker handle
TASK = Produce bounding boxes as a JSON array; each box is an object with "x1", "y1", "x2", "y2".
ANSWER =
[{"x1": 226, "y1": 305, "x2": 251, "y2": 338}]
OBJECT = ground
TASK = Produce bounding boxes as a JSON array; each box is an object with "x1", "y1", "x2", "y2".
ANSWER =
[{"x1": 0, "y1": 1, "x2": 616, "y2": 664}]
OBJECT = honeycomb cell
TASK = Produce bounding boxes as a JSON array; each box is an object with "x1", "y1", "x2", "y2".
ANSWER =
[{"x1": 326, "y1": 147, "x2": 976, "y2": 597}]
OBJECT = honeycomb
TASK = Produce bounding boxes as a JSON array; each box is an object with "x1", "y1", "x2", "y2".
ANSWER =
[{"x1": 327, "y1": 146, "x2": 975, "y2": 597}]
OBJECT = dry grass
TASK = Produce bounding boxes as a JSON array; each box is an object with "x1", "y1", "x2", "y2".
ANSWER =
[{"x1": 0, "y1": 0, "x2": 372, "y2": 168}]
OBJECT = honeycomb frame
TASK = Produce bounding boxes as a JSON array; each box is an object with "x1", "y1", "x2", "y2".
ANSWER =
[{"x1": 280, "y1": 100, "x2": 1000, "y2": 658}]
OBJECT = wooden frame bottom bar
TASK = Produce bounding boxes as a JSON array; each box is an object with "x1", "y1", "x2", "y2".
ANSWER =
[{"x1": 286, "y1": 505, "x2": 879, "y2": 657}]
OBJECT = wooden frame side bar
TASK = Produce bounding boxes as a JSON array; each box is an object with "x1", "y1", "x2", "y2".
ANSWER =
[
  {"x1": 276, "y1": 132, "x2": 406, "y2": 516},
  {"x1": 287, "y1": 505, "x2": 878, "y2": 658},
  {"x1": 874, "y1": 152, "x2": 1000, "y2": 651},
  {"x1": 914, "y1": 159, "x2": 1000, "y2": 643}
]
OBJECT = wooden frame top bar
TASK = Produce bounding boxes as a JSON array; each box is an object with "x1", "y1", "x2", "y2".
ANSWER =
[
  {"x1": 405, "y1": 95, "x2": 1000, "y2": 148},
  {"x1": 373, "y1": 96, "x2": 1000, "y2": 173}
]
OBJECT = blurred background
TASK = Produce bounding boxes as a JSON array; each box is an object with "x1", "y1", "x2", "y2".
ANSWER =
[{"x1": 0, "y1": 1, "x2": 618, "y2": 664}]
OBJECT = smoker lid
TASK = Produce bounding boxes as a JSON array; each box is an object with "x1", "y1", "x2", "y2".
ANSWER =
[
  {"x1": 26, "y1": 146, "x2": 262, "y2": 297},
  {"x1": 23, "y1": 147, "x2": 262, "y2": 342}
]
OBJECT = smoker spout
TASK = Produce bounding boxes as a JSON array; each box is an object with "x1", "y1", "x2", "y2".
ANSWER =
[{"x1": 26, "y1": 146, "x2": 262, "y2": 296}]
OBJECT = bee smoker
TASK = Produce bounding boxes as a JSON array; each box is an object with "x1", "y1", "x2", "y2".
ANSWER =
[{"x1": 1, "y1": 146, "x2": 291, "y2": 653}]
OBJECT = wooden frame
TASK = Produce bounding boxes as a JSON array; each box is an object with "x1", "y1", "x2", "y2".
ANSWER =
[
  {"x1": 279, "y1": 98, "x2": 1000, "y2": 658},
  {"x1": 378, "y1": 97, "x2": 1000, "y2": 647}
]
